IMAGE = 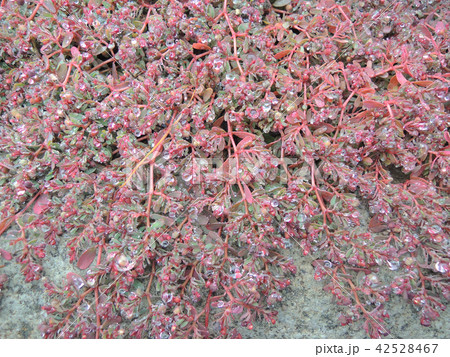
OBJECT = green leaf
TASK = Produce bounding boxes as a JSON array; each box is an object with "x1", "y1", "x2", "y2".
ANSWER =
[
  {"x1": 206, "y1": 4, "x2": 215, "y2": 18},
  {"x1": 43, "y1": 0, "x2": 56, "y2": 13},
  {"x1": 56, "y1": 62, "x2": 68, "y2": 82},
  {"x1": 330, "y1": 195, "x2": 337, "y2": 207},
  {"x1": 13, "y1": 83, "x2": 25, "y2": 90},
  {"x1": 69, "y1": 113, "x2": 84, "y2": 124},
  {"x1": 243, "y1": 37, "x2": 249, "y2": 53},
  {"x1": 237, "y1": 23, "x2": 249, "y2": 33},
  {"x1": 151, "y1": 221, "x2": 164, "y2": 230},
  {"x1": 45, "y1": 171, "x2": 55, "y2": 181},
  {"x1": 85, "y1": 168, "x2": 96, "y2": 174},
  {"x1": 91, "y1": 45, "x2": 107, "y2": 56},
  {"x1": 243, "y1": 255, "x2": 252, "y2": 266}
]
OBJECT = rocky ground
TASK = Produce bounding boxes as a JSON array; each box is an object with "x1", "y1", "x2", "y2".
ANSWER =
[{"x1": 0, "y1": 232, "x2": 448, "y2": 339}]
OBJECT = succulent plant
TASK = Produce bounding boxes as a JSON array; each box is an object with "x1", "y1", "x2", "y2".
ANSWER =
[{"x1": 0, "y1": 0, "x2": 448, "y2": 339}]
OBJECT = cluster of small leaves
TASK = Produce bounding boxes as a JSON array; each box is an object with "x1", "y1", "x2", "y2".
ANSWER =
[{"x1": 0, "y1": 0, "x2": 448, "y2": 339}]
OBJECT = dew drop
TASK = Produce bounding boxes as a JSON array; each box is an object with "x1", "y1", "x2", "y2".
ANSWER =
[
  {"x1": 434, "y1": 261, "x2": 448, "y2": 274},
  {"x1": 323, "y1": 260, "x2": 332, "y2": 268},
  {"x1": 68, "y1": 273, "x2": 85, "y2": 290},
  {"x1": 161, "y1": 240, "x2": 170, "y2": 248},
  {"x1": 165, "y1": 38, "x2": 175, "y2": 48},
  {"x1": 181, "y1": 171, "x2": 192, "y2": 182},
  {"x1": 225, "y1": 73, "x2": 236, "y2": 81},
  {"x1": 258, "y1": 102, "x2": 270, "y2": 114},
  {"x1": 413, "y1": 295, "x2": 425, "y2": 305},
  {"x1": 162, "y1": 292, "x2": 173, "y2": 303},
  {"x1": 428, "y1": 225, "x2": 442, "y2": 235},
  {"x1": 159, "y1": 332, "x2": 171, "y2": 339},
  {"x1": 86, "y1": 276, "x2": 97, "y2": 287},
  {"x1": 212, "y1": 58, "x2": 224, "y2": 73},
  {"x1": 249, "y1": 108, "x2": 259, "y2": 119},
  {"x1": 115, "y1": 254, "x2": 135, "y2": 272},
  {"x1": 367, "y1": 273, "x2": 380, "y2": 287},
  {"x1": 387, "y1": 260, "x2": 400, "y2": 271},
  {"x1": 297, "y1": 213, "x2": 306, "y2": 224}
]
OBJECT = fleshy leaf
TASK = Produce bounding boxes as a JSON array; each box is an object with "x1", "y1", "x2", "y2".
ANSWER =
[
  {"x1": 363, "y1": 100, "x2": 384, "y2": 109},
  {"x1": 0, "y1": 248, "x2": 12, "y2": 261},
  {"x1": 243, "y1": 183, "x2": 253, "y2": 204},
  {"x1": 274, "y1": 49, "x2": 291, "y2": 59},
  {"x1": 369, "y1": 215, "x2": 389, "y2": 233},
  {"x1": 192, "y1": 43, "x2": 211, "y2": 51},
  {"x1": 62, "y1": 32, "x2": 73, "y2": 48},
  {"x1": 56, "y1": 62, "x2": 68, "y2": 82},
  {"x1": 395, "y1": 71, "x2": 408, "y2": 86},
  {"x1": 273, "y1": 0, "x2": 291, "y2": 7},
  {"x1": 77, "y1": 247, "x2": 97, "y2": 270},
  {"x1": 33, "y1": 194, "x2": 50, "y2": 215}
]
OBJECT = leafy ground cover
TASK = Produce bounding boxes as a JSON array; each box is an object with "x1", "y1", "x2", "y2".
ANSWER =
[{"x1": 0, "y1": 0, "x2": 448, "y2": 339}]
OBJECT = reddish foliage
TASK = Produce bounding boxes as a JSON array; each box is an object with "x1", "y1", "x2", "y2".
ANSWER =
[{"x1": 0, "y1": 0, "x2": 448, "y2": 339}]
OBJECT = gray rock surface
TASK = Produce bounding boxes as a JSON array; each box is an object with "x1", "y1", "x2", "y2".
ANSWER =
[
  {"x1": 1, "y1": 232, "x2": 448, "y2": 339},
  {"x1": 239, "y1": 249, "x2": 449, "y2": 339}
]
